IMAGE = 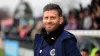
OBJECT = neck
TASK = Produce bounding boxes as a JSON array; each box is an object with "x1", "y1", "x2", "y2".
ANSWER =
[{"x1": 41, "y1": 24, "x2": 64, "y2": 45}]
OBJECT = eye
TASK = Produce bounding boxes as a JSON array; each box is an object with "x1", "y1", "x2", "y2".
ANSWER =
[
  {"x1": 44, "y1": 17, "x2": 48, "y2": 20},
  {"x1": 50, "y1": 17, "x2": 56, "y2": 20}
]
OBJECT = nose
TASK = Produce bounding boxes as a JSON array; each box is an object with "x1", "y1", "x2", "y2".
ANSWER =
[{"x1": 47, "y1": 18, "x2": 52, "y2": 23}]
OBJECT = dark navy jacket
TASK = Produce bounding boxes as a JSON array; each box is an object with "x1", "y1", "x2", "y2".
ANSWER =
[{"x1": 34, "y1": 30, "x2": 82, "y2": 56}]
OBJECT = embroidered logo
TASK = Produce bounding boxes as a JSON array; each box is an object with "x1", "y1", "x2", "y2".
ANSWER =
[
  {"x1": 39, "y1": 50, "x2": 42, "y2": 53},
  {"x1": 50, "y1": 49, "x2": 55, "y2": 56}
]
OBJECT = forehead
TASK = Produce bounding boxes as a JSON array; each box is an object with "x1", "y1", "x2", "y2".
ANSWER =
[{"x1": 43, "y1": 10, "x2": 58, "y2": 16}]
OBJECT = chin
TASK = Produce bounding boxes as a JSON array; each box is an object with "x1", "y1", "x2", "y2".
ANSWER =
[
  {"x1": 46, "y1": 29, "x2": 53, "y2": 32},
  {"x1": 46, "y1": 30, "x2": 52, "y2": 32}
]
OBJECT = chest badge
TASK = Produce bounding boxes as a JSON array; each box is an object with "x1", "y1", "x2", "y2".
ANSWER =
[{"x1": 50, "y1": 49, "x2": 55, "y2": 56}]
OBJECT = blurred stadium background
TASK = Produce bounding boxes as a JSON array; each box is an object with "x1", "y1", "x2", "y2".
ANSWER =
[{"x1": 0, "y1": 0, "x2": 100, "y2": 56}]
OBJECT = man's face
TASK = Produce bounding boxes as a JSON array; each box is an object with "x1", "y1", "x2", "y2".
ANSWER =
[{"x1": 43, "y1": 10, "x2": 63, "y2": 32}]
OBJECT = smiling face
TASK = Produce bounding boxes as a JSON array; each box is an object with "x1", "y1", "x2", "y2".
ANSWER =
[{"x1": 43, "y1": 10, "x2": 63, "y2": 32}]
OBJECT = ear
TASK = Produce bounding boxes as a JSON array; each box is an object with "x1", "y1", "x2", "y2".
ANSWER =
[{"x1": 59, "y1": 17, "x2": 63, "y2": 24}]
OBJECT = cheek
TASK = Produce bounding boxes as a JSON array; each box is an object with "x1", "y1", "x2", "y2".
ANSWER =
[
  {"x1": 43, "y1": 20, "x2": 46, "y2": 24},
  {"x1": 55, "y1": 20, "x2": 60, "y2": 25}
]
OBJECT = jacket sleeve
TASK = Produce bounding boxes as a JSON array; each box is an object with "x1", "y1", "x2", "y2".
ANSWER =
[
  {"x1": 63, "y1": 38, "x2": 82, "y2": 56},
  {"x1": 34, "y1": 34, "x2": 41, "y2": 56}
]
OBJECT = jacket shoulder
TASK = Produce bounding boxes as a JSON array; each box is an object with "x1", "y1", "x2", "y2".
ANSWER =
[
  {"x1": 60, "y1": 30, "x2": 77, "y2": 42},
  {"x1": 34, "y1": 34, "x2": 42, "y2": 44}
]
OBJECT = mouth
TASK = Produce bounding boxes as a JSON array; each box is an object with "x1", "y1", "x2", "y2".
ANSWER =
[{"x1": 45, "y1": 24, "x2": 54, "y2": 28}]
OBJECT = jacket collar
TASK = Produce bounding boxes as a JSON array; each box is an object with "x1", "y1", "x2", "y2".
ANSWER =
[{"x1": 41, "y1": 24, "x2": 64, "y2": 45}]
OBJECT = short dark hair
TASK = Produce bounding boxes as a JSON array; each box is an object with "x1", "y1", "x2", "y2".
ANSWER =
[
  {"x1": 81, "y1": 49, "x2": 89, "y2": 54},
  {"x1": 43, "y1": 3, "x2": 62, "y2": 17},
  {"x1": 95, "y1": 50, "x2": 100, "y2": 55}
]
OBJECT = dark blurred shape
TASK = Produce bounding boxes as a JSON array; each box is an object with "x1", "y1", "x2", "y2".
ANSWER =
[
  {"x1": 65, "y1": 11, "x2": 78, "y2": 30},
  {"x1": 95, "y1": 50, "x2": 100, "y2": 56},
  {"x1": 13, "y1": 1, "x2": 36, "y2": 38},
  {"x1": 77, "y1": 11, "x2": 84, "y2": 29},
  {"x1": 0, "y1": 9, "x2": 9, "y2": 20},
  {"x1": 0, "y1": 7, "x2": 13, "y2": 35},
  {"x1": 95, "y1": 17, "x2": 100, "y2": 29}
]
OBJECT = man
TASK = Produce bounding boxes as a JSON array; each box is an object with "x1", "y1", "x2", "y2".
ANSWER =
[
  {"x1": 83, "y1": 9, "x2": 92, "y2": 30},
  {"x1": 34, "y1": 3, "x2": 81, "y2": 56},
  {"x1": 95, "y1": 50, "x2": 100, "y2": 56},
  {"x1": 80, "y1": 49, "x2": 89, "y2": 56}
]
